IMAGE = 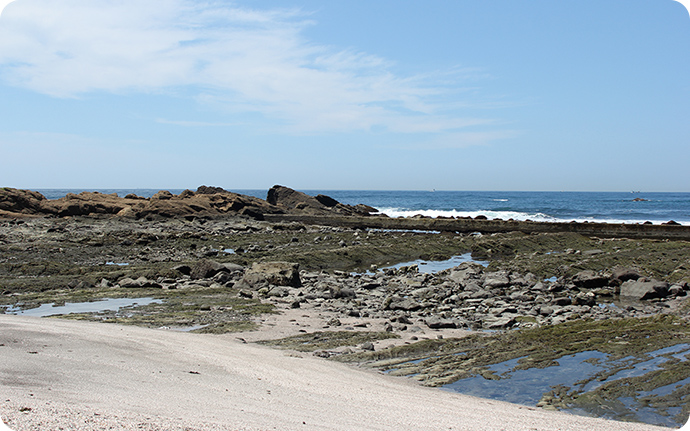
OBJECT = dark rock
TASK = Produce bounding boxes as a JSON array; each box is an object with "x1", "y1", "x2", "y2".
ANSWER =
[
  {"x1": 238, "y1": 290, "x2": 253, "y2": 299},
  {"x1": 266, "y1": 185, "x2": 374, "y2": 216},
  {"x1": 551, "y1": 297, "x2": 572, "y2": 307},
  {"x1": 151, "y1": 190, "x2": 173, "y2": 200},
  {"x1": 0, "y1": 188, "x2": 47, "y2": 216},
  {"x1": 196, "y1": 185, "x2": 229, "y2": 195},
  {"x1": 190, "y1": 259, "x2": 231, "y2": 280},
  {"x1": 669, "y1": 285, "x2": 686, "y2": 297},
  {"x1": 359, "y1": 282, "x2": 381, "y2": 290},
  {"x1": 173, "y1": 265, "x2": 192, "y2": 275},
  {"x1": 315, "y1": 194, "x2": 339, "y2": 207},
  {"x1": 611, "y1": 267, "x2": 642, "y2": 283},
  {"x1": 327, "y1": 318, "x2": 342, "y2": 327},
  {"x1": 572, "y1": 270, "x2": 609, "y2": 289}
]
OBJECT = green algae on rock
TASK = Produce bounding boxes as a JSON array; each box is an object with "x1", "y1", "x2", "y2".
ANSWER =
[{"x1": 258, "y1": 331, "x2": 399, "y2": 352}]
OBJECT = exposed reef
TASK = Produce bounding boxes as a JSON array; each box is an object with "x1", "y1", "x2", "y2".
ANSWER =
[{"x1": 2, "y1": 185, "x2": 690, "y2": 427}]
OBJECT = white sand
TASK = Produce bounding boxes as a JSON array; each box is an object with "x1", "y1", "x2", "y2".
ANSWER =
[{"x1": 0, "y1": 315, "x2": 675, "y2": 430}]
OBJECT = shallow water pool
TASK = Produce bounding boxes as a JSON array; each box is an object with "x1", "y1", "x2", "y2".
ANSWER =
[{"x1": 4, "y1": 297, "x2": 162, "y2": 317}]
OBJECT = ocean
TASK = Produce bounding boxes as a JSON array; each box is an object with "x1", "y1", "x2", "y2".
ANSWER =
[{"x1": 35, "y1": 189, "x2": 690, "y2": 226}]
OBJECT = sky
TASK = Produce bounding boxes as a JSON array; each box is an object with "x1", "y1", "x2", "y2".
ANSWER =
[{"x1": 0, "y1": 0, "x2": 688, "y2": 192}]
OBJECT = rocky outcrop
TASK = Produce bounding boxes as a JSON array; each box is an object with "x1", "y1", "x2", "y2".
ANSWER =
[
  {"x1": 266, "y1": 185, "x2": 376, "y2": 216},
  {"x1": 0, "y1": 185, "x2": 378, "y2": 221},
  {"x1": 0, "y1": 188, "x2": 48, "y2": 217},
  {"x1": 0, "y1": 186, "x2": 284, "y2": 220}
]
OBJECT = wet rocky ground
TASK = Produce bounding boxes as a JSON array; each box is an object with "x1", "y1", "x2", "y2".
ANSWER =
[{"x1": 2, "y1": 215, "x2": 690, "y2": 427}]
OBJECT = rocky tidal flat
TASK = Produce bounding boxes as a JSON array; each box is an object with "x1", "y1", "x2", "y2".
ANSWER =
[{"x1": 2, "y1": 186, "x2": 690, "y2": 428}]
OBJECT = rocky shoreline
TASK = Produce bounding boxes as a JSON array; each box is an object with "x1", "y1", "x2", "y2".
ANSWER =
[{"x1": 2, "y1": 186, "x2": 690, "y2": 427}]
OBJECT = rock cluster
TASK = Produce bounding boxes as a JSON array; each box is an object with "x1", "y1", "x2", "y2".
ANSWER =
[
  {"x1": 105, "y1": 259, "x2": 688, "y2": 332},
  {"x1": 0, "y1": 186, "x2": 376, "y2": 220}
]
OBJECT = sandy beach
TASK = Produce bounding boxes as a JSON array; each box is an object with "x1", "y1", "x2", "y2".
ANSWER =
[{"x1": 0, "y1": 314, "x2": 674, "y2": 431}]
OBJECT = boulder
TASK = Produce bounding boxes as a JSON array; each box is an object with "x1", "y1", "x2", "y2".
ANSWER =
[
  {"x1": 387, "y1": 297, "x2": 422, "y2": 312},
  {"x1": 425, "y1": 315, "x2": 457, "y2": 329},
  {"x1": 611, "y1": 267, "x2": 642, "y2": 283},
  {"x1": 238, "y1": 261, "x2": 301, "y2": 289},
  {"x1": 483, "y1": 271, "x2": 511, "y2": 289},
  {"x1": 620, "y1": 278, "x2": 669, "y2": 300},
  {"x1": 572, "y1": 270, "x2": 609, "y2": 289},
  {"x1": 190, "y1": 259, "x2": 241, "y2": 280},
  {"x1": 482, "y1": 316, "x2": 516, "y2": 330}
]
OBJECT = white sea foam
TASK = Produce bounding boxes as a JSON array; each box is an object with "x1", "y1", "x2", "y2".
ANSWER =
[
  {"x1": 379, "y1": 208, "x2": 556, "y2": 222},
  {"x1": 378, "y1": 208, "x2": 690, "y2": 226}
]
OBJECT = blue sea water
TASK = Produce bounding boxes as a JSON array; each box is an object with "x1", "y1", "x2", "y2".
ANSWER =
[{"x1": 35, "y1": 189, "x2": 690, "y2": 226}]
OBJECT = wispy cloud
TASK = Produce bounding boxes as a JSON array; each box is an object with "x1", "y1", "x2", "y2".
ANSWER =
[
  {"x1": 0, "y1": 0, "x2": 502, "y2": 135},
  {"x1": 408, "y1": 130, "x2": 521, "y2": 150}
]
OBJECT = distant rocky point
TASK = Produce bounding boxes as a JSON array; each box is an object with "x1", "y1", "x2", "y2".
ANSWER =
[{"x1": 0, "y1": 185, "x2": 376, "y2": 220}]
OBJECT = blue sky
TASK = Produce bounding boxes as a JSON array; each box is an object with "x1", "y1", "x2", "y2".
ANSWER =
[{"x1": 0, "y1": 0, "x2": 688, "y2": 191}]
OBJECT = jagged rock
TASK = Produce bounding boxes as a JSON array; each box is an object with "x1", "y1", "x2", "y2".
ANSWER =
[
  {"x1": 151, "y1": 190, "x2": 173, "y2": 200},
  {"x1": 0, "y1": 187, "x2": 283, "y2": 220},
  {"x1": 0, "y1": 187, "x2": 47, "y2": 217},
  {"x1": 266, "y1": 185, "x2": 374, "y2": 216},
  {"x1": 620, "y1": 278, "x2": 669, "y2": 300},
  {"x1": 118, "y1": 276, "x2": 161, "y2": 288},
  {"x1": 196, "y1": 185, "x2": 228, "y2": 195},
  {"x1": 573, "y1": 292, "x2": 596, "y2": 306}
]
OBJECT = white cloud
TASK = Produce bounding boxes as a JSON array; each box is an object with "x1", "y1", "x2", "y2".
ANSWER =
[
  {"x1": 0, "y1": 0, "x2": 15, "y2": 17},
  {"x1": 674, "y1": 0, "x2": 690, "y2": 17},
  {"x1": 0, "y1": 0, "x2": 499, "y2": 135}
]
